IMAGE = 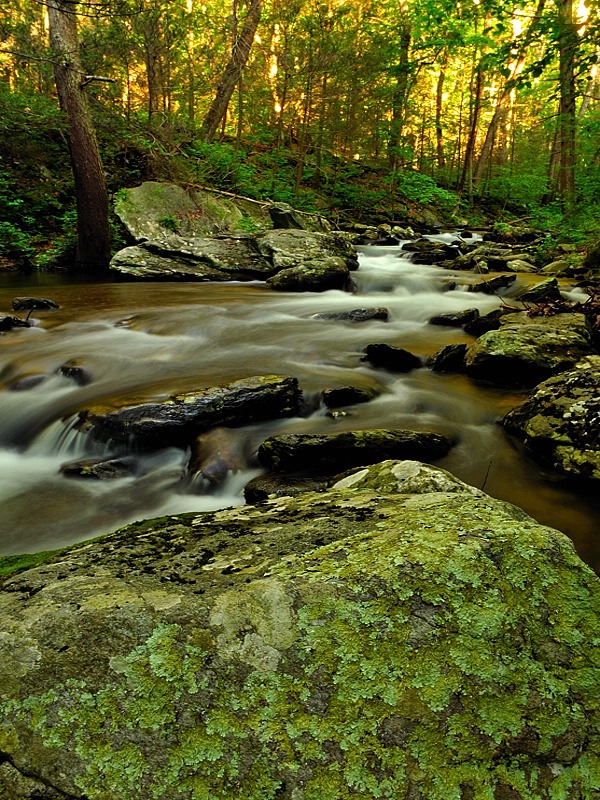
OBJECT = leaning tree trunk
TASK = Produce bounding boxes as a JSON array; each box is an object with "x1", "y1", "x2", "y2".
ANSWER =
[
  {"x1": 47, "y1": 0, "x2": 111, "y2": 273},
  {"x1": 201, "y1": 0, "x2": 263, "y2": 142}
]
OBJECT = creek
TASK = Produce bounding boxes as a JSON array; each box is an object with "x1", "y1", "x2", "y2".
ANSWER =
[{"x1": 0, "y1": 236, "x2": 599, "y2": 570}]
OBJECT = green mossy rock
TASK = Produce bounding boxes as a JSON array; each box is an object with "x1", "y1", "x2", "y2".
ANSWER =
[
  {"x1": 464, "y1": 312, "x2": 595, "y2": 387},
  {"x1": 0, "y1": 460, "x2": 599, "y2": 799},
  {"x1": 503, "y1": 355, "x2": 600, "y2": 482}
]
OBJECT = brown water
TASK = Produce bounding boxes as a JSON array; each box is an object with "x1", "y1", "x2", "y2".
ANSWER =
[{"x1": 0, "y1": 238, "x2": 598, "y2": 569}]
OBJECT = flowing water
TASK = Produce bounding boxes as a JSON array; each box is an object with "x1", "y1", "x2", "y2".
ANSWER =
[{"x1": 0, "y1": 238, "x2": 599, "y2": 570}]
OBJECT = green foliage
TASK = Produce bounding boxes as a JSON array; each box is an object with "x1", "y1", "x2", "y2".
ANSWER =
[
  {"x1": 157, "y1": 214, "x2": 179, "y2": 232},
  {"x1": 386, "y1": 169, "x2": 456, "y2": 210}
]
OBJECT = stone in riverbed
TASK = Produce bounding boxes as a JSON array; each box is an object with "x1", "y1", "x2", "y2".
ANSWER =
[
  {"x1": 0, "y1": 315, "x2": 29, "y2": 332},
  {"x1": 502, "y1": 355, "x2": 600, "y2": 482},
  {"x1": 79, "y1": 375, "x2": 302, "y2": 449},
  {"x1": 60, "y1": 456, "x2": 137, "y2": 480},
  {"x1": 429, "y1": 308, "x2": 480, "y2": 327},
  {"x1": 312, "y1": 307, "x2": 389, "y2": 323},
  {"x1": 362, "y1": 343, "x2": 422, "y2": 372},
  {"x1": 0, "y1": 460, "x2": 599, "y2": 800},
  {"x1": 322, "y1": 386, "x2": 377, "y2": 408},
  {"x1": 257, "y1": 429, "x2": 452, "y2": 473},
  {"x1": 12, "y1": 297, "x2": 60, "y2": 312},
  {"x1": 464, "y1": 312, "x2": 596, "y2": 387},
  {"x1": 427, "y1": 343, "x2": 468, "y2": 373},
  {"x1": 266, "y1": 257, "x2": 350, "y2": 292},
  {"x1": 469, "y1": 274, "x2": 517, "y2": 294},
  {"x1": 515, "y1": 277, "x2": 561, "y2": 304}
]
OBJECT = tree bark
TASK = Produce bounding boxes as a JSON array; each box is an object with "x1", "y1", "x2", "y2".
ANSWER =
[
  {"x1": 387, "y1": 9, "x2": 412, "y2": 169},
  {"x1": 47, "y1": 0, "x2": 111, "y2": 273},
  {"x1": 201, "y1": 0, "x2": 263, "y2": 142},
  {"x1": 557, "y1": 0, "x2": 578, "y2": 206},
  {"x1": 435, "y1": 56, "x2": 447, "y2": 170},
  {"x1": 458, "y1": 64, "x2": 484, "y2": 196}
]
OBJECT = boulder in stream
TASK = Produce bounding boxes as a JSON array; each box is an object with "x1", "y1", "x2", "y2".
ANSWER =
[
  {"x1": 110, "y1": 227, "x2": 358, "y2": 288},
  {"x1": 464, "y1": 312, "x2": 596, "y2": 387},
  {"x1": 12, "y1": 297, "x2": 60, "y2": 312},
  {"x1": 60, "y1": 456, "x2": 137, "y2": 480},
  {"x1": 427, "y1": 343, "x2": 468, "y2": 373},
  {"x1": 266, "y1": 257, "x2": 350, "y2": 292},
  {"x1": 0, "y1": 460, "x2": 599, "y2": 799},
  {"x1": 515, "y1": 277, "x2": 562, "y2": 304},
  {"x1": 362, "y1": 343, "x2": 422, "y2": 372},
  {"x1": 429, "y1": 308, "x2": 480, "y2": 327},
  {"x1": 79, "y1": 375, "x2": 302, "y2": 449},
  {"x1": 0, "y1": 315, "x2": 30, "y2": 332},
  {"x1": 257, "y1": 429, "x2": 453, "y2": 473},
  {"x1": 502, "y1": 355, "x2": 600, "y2": 482},
  {"x1": 312, "y1": 307, "x2": 389, "y2": 323},
  {"x1": 110, "y1": 233, "x2": 272, "y2": 281}
]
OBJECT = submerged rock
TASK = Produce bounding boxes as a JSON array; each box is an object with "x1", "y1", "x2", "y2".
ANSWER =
[
  {"x1": 0, "y1": 460, "x2": 599, "y2": 799},
  {"x1": 257, "y1": 429, "x2": 452, "y2": 473},
  {"x1": 79, "y1": 375, "x2": 302, "y2": 449},
  {"x1": 464, "y1": 312, "x2": 595, "y2": 387},
  {"x1": 312, "y1": 307, "x2": 389, "y2": 323},
  {"x1": 12, "y1": 297, "x2": 60, "y2": 312},
  {"x1": 502, "y1": 355, "x2": 600, "y2": 482},
  {"x1": 60, "y1": 456, "x2": 137, "y2": 480}
]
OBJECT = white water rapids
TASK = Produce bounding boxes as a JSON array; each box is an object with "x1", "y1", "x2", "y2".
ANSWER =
[{"x1": 0, "y1": 238, "x2": 598, "y2": 568}]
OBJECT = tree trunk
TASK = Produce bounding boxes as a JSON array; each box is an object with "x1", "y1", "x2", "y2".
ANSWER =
[
  {"x1": 387, "y1": 10, "x2": 412, "y2": 169},
  {"x1": 201, "y1": 0, "x2": 263, "y2": 142},
  {"x1": 458, "y1": 64, "x2": 484, "y2": 196},
  {"x1": 47, "y1": 0, "x2": 111, "y2": 273},
  {"x1": 435, "y1": 57, "x2": 447, "y2": 170},
  {"x1": 557, "y1": 0, "x2": 578, "y2": 206}
]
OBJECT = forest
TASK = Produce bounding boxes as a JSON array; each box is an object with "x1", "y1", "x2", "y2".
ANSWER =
[{"x1": 1, "y1": 0, "x2": 600, "y2": 269}]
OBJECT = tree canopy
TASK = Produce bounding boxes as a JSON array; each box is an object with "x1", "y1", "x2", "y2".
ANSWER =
[{"x1": 1, "y1": 0, "x2": 600, "y2": 265}]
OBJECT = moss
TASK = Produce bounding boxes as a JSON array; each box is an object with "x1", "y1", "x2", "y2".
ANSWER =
[
  {"x1": 1, "y1": 473, "x2": 600, "y2": 799},
  {"x1": 0, "y1": 549, "x2": 66, "y2": 580}
]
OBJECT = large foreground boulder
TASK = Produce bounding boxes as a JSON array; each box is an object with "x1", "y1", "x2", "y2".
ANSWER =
[
  {"x1": 464, "y1": 311, "x2": 596, "y2": 386},
  {"x1": 503, "y1": 355, "x2": 600, "y2": 482},
  {"x1": 0, "y1": 460, "x2": 599, "y2": 799}
]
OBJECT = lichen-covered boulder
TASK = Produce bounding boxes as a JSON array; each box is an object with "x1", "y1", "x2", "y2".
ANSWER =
[
  {"x1": 257, "y1": 228, "x2": 359, "y2": 273},
  {"x1": 266, "y1": 257, "x2": 350, "y2": 292},
  {"x1": 110, "y1": 233, "x2": 273, "y2": 281},
  {"x1": 503, "y1": 355, "x2": 600, "y2": 482},
  {"x1": 0, "y1": 460, "x2": 600, "y2": 799},
  {"x1": 464, "y1": 311, "x2": 596, "y2": 386},
  {"x1": 113, "y1": 182, "x2": 248, "y2": 241}
]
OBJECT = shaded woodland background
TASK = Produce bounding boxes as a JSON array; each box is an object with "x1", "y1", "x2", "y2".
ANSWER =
[{"x1": 1, "y1": 0, "x2": 600, "y2": 268}]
